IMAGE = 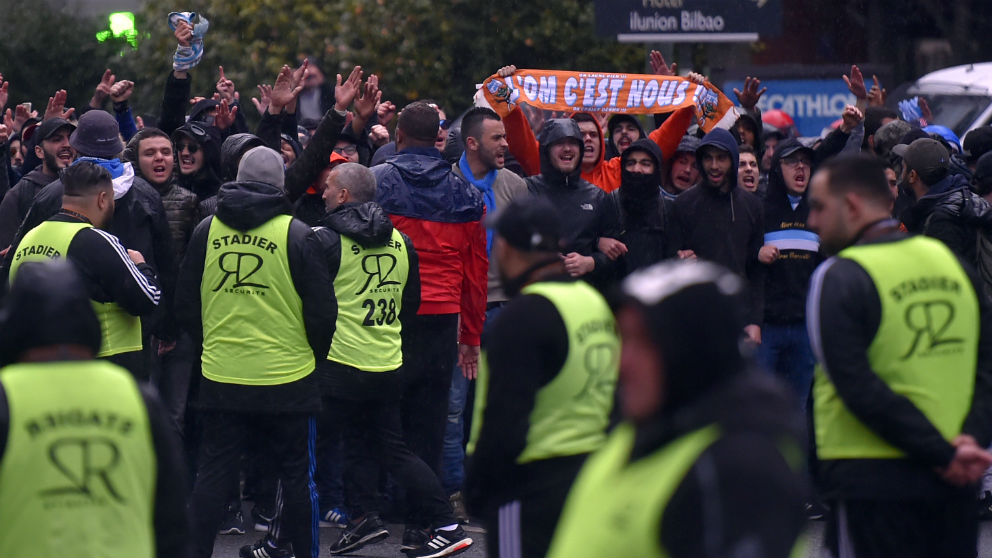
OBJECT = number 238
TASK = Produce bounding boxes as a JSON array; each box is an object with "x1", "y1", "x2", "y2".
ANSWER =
[{"x1": 362, "y1": 298, "x2": 397, "y2": 326}]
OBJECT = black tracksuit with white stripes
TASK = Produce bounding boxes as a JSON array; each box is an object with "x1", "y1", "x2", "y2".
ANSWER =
[{"x1": 21, "y1": 213, "x2": 162, "y2": 377}]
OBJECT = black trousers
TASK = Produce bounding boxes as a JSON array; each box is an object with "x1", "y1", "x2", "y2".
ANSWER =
[
  {"x1": 825, "y1": 492, "x2": 978, "y2": 558},
  {"x1": 190, "y1": 410, "x2": 318, "y2": 558},
  {"x1": 326, "y1": 393, "x2": 455, "y2": 528},
  {"x1": 482, "y1": 466, "x2": 581, "y2": 558},
  {"x1": 402, "y1": 313, "x2": 459, "y2": 475},
  {"x1": 155, "y1": 333, "x2": 196, "y2": 440}
]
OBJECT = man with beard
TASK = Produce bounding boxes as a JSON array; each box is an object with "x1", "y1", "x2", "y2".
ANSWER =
[
  {"x1": 8, "y1": 162, "x2": 162, "y2": 378},
  {"x1": 0, "y1": 118, "x2": 76, "y2": 250},
  {"x1": 4, "y1": 111, "x2": 173, "y2": 335},
  {"x1": 445, "y1": 106, "x2": 527, "y2": 517},
  {"x1": 673, "y1": 128, "x2": 764, "y2": 345},
  {"x1": 466, "y1": 196, "x2": 619, "y2": 558},
  {"x1": 806, "y1": 154, "x2": 992, "y2": 557},
  {"x1": 524, "y1": 119, "x2": 621, "y2": 289},
  {"x1": 757, "y1": 139, "x2": 822, "y2": 410}
]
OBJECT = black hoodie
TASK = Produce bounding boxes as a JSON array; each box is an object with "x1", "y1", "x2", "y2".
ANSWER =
[
  {"x1": 175, "y1": 180, "x2": 332, "y2": 413},
  {"x1": 622, "y1": 276, "x2": 805, "y2": 555},
  {"x1": 612, "y1": 138, "x2": 679, "y2": 276},
  {"x1": 0, "y1": 167, "x2": 56, "y2": 250},
  {"x1": 525, "y1": 119, "x2": 621, "y2": 289},
  {"x1": 674, "y1": 128, "x2": 765, "y2": 324},
  {"x1": 762, "y1": 139, "x2": 823, "y2": 324},
  {"x1": 310, "y1": 201, "x2": 421, "y2": 400}
]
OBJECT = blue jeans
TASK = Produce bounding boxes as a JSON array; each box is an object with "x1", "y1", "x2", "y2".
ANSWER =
[
  {"x1": 758, "y1": 322, "x2": 816, "y2": 412},
  {"x1": 441, "y1": 304, "x2": 503, "y2": 494}
]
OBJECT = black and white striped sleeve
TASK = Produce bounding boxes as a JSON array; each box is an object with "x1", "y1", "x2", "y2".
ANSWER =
[{"x1": 68, "y1": 228, "x2": 162, "y2": 316}]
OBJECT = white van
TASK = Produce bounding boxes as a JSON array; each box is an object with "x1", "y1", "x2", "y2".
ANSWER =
[{"x1": 908, "y1": 62, "x2": 992, "y2": 137}]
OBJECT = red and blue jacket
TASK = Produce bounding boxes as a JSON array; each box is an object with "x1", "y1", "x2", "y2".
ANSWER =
[{"x1": 373, "y1": 147, "x2": 488, "y2": 345}]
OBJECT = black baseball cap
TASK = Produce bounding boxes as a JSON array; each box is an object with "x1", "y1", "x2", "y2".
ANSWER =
[
  {"x1": 891, "y1": 138, "x2": 949, "y2": 184},
  {"x1": 488, "y1": 196, "x2": 562, "y2": 253},
  {"x1": 775, "y1": 138, "x2": 814, "y2": 160},
  {"x1": 30, "y1": 118, "x2": 76, "y2": 149}
]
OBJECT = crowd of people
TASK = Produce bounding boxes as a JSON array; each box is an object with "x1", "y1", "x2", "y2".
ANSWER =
[{"x1": 0, "y1": 9, "x2": 992, "y2": 558}]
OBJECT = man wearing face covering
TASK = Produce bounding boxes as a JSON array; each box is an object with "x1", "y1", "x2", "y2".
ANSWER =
[
  {"x1": 611, "y1": 138, "x2": 680, "y2": 277},
  {"x1": 465, "y1": 196, "x2": 620, "y2": 558}
]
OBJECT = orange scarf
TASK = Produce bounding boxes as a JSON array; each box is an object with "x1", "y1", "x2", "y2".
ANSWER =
[{"x1": 482, "y1": 69, "x2": 738, "y2": 133}]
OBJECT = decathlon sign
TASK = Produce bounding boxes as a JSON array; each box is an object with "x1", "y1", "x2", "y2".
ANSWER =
[
  {"x1": 595, "y1": 0, "x2": 782, "y2": 43},
  {"x1": 723, "y1": 79, "x2": 858, "y2": 137}
]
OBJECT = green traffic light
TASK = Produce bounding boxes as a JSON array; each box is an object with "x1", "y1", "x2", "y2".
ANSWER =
[{"x1": 96, "y1": 11, "x2": 138, "y2": 48}]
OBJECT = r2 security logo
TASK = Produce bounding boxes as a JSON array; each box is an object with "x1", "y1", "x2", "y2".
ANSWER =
[
  {"x1": 40, "y1": 436, "x2": 125, "y2": 505},
  {"x1": 901, "y1": 300, "x2": 963, "y2": 360},
  {"x1": 213, "y1": 252, "x2": 269, "y2": 292},
  {"x1": 356, "y1": 253, "x2": 400, "y2": 295}
]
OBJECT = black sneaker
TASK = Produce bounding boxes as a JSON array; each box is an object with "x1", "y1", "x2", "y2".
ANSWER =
[
  {"x1": 329, "y1": 513, "x2": 390, "y2": 555},
  {"x1": 239, "y1": 538, "x2": 294, "y2": 558},
  {"x1": 219, "y1": 504, "x2": 247, "y2": 535},
  {"x1": 405, "y1": 526, "x2": 473, "y2": 558},
  {"x1": 401, "y1": 527, "x2": 430, "y2": 551}
]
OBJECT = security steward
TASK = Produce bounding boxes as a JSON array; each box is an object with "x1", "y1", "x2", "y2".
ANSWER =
[
  {"x1": 805, "y1": 154, "x2": 992, "y2": 557},
  {"x1": 548, "y1": 260, "x2": 807, "y2": 557},
  {"x1": 176, "y1": 146, "x2": 332, "y2": 558},
  {"x1": 319, "y1": 163, "x2": 471, "y2": 558},
  {"x1": 7, "y1": 161, "x2": 161, "y2": 379},
  {"x1": 0, "y1": 260, "x2": 187, "y2": 557},
  {"x1": 465, "y1": 196, "x2": 620, "y2": 558}
]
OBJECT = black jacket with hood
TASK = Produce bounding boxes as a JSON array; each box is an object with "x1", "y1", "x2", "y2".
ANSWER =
[
  {"x1": 0, "y1": 167, "x2": 56, "y2": 250},
  {"x1": 525, "y1": 119, "x2": 621, "y2": 289},
  {"x1": 674, "y1": 128, "x2": 765, "y2": 324},
  {"x1": 629, "y1": 274, "x2": 805, "y2": 556},
  {"x1": 611, "y1": 138, "x2": 678, "y2": 276},
  {"x1": 124, "y1": 129, "x2": 200, "y2": 266},
  {"x1": 902, "y1": 172, "x2": 992, "y2": 267},
  {"x1": 762, "y1": 139, "x2": 824, "y2": 324},
  {"x1": 175, "y1": 180, "x2": 333, "y2": 413},
  {"x1": 310, "y1": 201, "x2": 421, "y2": 400}
]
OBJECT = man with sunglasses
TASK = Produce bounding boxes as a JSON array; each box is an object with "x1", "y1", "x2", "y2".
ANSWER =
[
  {"x1": 173, "y1": 121, "x2": 223, "y2": 201},
  {"x1": 756, "y1": 139, "x2": 823, "y2": 412}
]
